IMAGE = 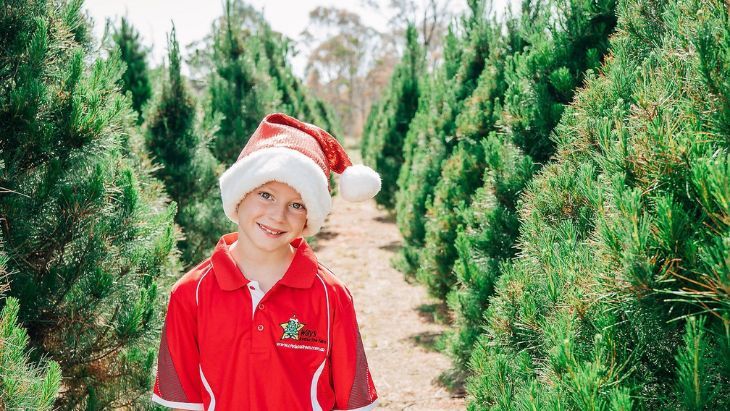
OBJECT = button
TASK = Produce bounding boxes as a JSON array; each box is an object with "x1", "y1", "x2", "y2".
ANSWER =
[
  {"x1": 257, "y1": 324, "x2": 264, "y2": 331},
  {"x1": 258, "y1": 303, "x2": 265, "y2": 310},
  {"x1": 249, "y1": 285, "x2": 256, "y2": 290}
]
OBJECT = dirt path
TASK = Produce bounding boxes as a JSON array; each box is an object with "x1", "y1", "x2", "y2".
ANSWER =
[{"x1": 312, "y1": 140, "x2": 465, "y2": 411}]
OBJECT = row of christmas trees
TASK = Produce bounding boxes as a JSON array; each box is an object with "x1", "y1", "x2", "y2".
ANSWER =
[
  {"x1": 363, "y1": 0, "x2": 729, "y2": 408},
  {"x1": 0, "y1": 0, "x2": 336, "y2": 408}
]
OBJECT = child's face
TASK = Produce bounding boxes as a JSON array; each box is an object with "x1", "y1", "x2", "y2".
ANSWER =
[{"x1": 235, "y1": 181, "x2": 308, "y2": 252}]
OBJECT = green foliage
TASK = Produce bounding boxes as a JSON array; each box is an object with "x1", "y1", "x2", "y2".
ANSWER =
[
  {"x1": 418, "y1": 139, "x2": 487, "y2": 299},
  {"x1": 257, "y1": 23, "x2": 336, "y2": 134},
  {"x1": 145, "y1": 25, "x2": 232, "y2": 268},
  {"x1": 416, "y1": 18, "x2": 511, "y2": 301},
  {"x1": 113, "y1": 17, "x2": 152, "y2": 123},
  {"x1": 0, "y1": 0, "x2": 178, "y2": 408},
  {"x1": 675, "y1": 316, "x2": 711, "y2": 410},
  {"x1": 0, "y1": 239, "x2": 61, "y2": 411},
  {"x1": 207, "y1": 0, "x2": 281, "y2": 165},
  {"x1": 448, "y1": 135, "x2": 535, "y2": 370},
  {"x1": 362, "y1": 24, "x2": 425, "y2": 209},
  {"x1": 438, "y1": 0, "x2": 618, "y2": 373},
  {"x1": 467, "y1": 0, "x2": 730, "y2": 408},
  {"x1": 0, "y1": 297, "x2": 61, "y2": 410},
  {"x1": 393, "y1": 72, "x2": 454, "y2": 275},
  {"x1": 394, "y1": 2, "x2": 494, "y2": 277}
]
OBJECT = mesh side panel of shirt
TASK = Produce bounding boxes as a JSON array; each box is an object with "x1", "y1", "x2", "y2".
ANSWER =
[
  {"x1": 157, "y1": 324, "x2": 189, "y2": 402},
  {"x1": 347, "y1": 328, "x2": 374, "y2": 408}
]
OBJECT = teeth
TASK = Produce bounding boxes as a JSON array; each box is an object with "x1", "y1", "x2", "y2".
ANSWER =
[{"x1": 259, "y1": 223, "x2": 283, "y2": 235}]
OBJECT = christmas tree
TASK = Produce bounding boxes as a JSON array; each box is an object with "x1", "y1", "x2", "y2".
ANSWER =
[
  {"x1": 467, "y1": 0, "x2": 730, "y2": 407},
  {"x1": 0, "y1": 0, "x2": 178, "y2": 407},
  {"x1": 113, "y1": 16, "x2": 152, "y2": 124},
  {"x1": 394, "y1": 0, "x2": 492, "y2": 277},
  {"x1": 0, "y1": 234, "x2": 60, "y2": 410},
  {"x1": 361, "y1": 24, "x2": 425, "y2": 210},
  {"x1": 206, "y1": 0, "x2": 281, "y2": 165},
  {"x1": 145, "y1": 25, "x2": 232, "y2": 268},
  {"x1": 446, "y1": 0, "x2": 616, "y2": 372}
]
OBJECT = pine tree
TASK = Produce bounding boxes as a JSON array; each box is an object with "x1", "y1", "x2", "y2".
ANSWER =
[
  {"x1": 0, "y1": 235, "x2": 61, "y2": 410},
  {"x1": 361, "y1": 98, "x2": 382, "y2": 165},
  {"x1": 113, "y1": 16, "x2": 152, "y2": 124},
  {"x1": 0, "y1": 0, "x2": 178, "y2": 408},
  {"x1": 449, "y1": 135, "x2": 534, "y2": 369},
  {"x1": 394, "y1": 1, "x2": 492, "y2": 277},
  {"x1": 257, "y1": 23, "x2": 332, "y2": 130},
  {"x1": 0, "y1": 297, "x2": 61, "y2": 410},
  {"x1": 444, "y1": 0, "x2": 617, "y2": 371},
  {"x1": 145, "y1": 25, "x2": 232, "y2": 268},
  {"x1": 467, "y1": 0, "x2": 730, "y2": 408},
  {"x1": 207, "y1": 0, "x2": 281, "y2": 165},
  {"x1": 362, "y1": 24, "x2": 425, "y2": 210},
  {"x1": 675, "y1": 316, "x2": 711, "y2": 410},
  {"x1": 416, "y1": 16, "x2": 509, "y2": 301}
]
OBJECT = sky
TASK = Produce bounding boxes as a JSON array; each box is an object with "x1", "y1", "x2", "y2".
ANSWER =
[{"x1": 84, "y1": 0, "x2": 515, "y2": 78}]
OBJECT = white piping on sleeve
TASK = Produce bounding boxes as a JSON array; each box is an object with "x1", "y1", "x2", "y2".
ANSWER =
[
  {"x1": 315, "y1": 274, "x2": 331, "y2": 355},
  {"x1": 150, "y1": 393, "x2": 204, "y2": 410},
  {"x1": 195, "y1": 265, "x2": 213, "y2": 306},
  {"x1": 310, "y1": 359, "x2": 327, "y2": 411},
  {"x1": 310, "y1": 274, "x2": 332, "y2": 410},
  {"x1": 200, "y1": 365, "x2": 216, "y2": 410}
]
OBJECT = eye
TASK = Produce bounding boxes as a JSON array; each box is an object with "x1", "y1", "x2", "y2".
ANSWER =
[
  {"x1": 291, "y1": 202, "x2": 306, "y2": 210},
  {"x1": 258, "y1": 191, "x2": 272, "y2": 200}
]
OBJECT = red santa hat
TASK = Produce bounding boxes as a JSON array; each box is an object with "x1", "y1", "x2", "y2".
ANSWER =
[{"x1": 219, "y1": 113, "x2": 381, "y2": 236}]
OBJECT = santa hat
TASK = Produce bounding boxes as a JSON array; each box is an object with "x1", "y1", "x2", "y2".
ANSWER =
[{"x1": 219, "y1": 113, "x2": 381, "y2": 236}]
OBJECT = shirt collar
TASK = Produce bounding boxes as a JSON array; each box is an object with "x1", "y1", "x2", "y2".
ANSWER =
[{"x1": 211, "y1": 232, "x2": 319, "y2": 291}]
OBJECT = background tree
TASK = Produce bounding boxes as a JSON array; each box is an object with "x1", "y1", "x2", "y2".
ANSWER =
[
  {"x1": 393, "y1": 0, "x2": 493, "y2": 278},
  {"x1": 369, "y1": 0, "x2": 456, "y2": 70},
  {"x1": 361, "y1": 24, "x2": 425, "y2": 209},
  {"x1": 145, "y1": 25, "x2": 232, "y2": 269},
  {"x1": 112, "y1": 16, "x2": 152, "y2": 124},
  {"x1": 0, "y1": 234, "x2": 60, "y2": 410},
  {"x1": 206, "y1": 0, "x2": 281, "y2": 165},
  {"x1": 304, "y1": 1, "x2": 456, "y2": 140},
  {"x1": 467, "y1": 0, "x2": 730, "y2": 408},
  {"x1": 442, "y1": 0, "x2": 616, "y2": 373},
  {"x1": 303, "y1": 6, "x2": 385, "y2": 137},
  {"x1": 0, "y1": 0, "x2": 179, "y2": 408},
  {"x1": 257, "y1": 24, "x2": 337, "y2": 133},
  {"x1": 416, "y1": 8, "x2": 508, "y2": 300}
]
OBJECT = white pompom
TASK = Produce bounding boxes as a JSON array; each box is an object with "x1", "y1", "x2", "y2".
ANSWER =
[{"x1": 339, "y1": 164, "x2": 381, "y2": 202}]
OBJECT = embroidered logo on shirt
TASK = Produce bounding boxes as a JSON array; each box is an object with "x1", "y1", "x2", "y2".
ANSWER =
[{"x1": 280, "y1": 315, "x2": 305, "y2": 340}]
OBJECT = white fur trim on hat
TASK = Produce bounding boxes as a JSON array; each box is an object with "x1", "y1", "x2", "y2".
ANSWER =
[
  {"x1": 219, "y1": 147, "x2": 332, "y2": 237},
  {"x1": 339, "y1": 164, "x2": 382, "y2": 202}
]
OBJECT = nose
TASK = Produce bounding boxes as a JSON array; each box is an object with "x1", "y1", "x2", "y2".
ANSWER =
[{"x1": 268, "y1": 203, "x2": 287, "y2": 224}]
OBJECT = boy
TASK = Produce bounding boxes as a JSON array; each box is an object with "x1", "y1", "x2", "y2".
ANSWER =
[{"x1": 151, "y1": 113, "x2": 381, "y2": 410}]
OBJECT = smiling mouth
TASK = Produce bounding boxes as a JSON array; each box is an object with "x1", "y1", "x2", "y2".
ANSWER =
[{"x1": 257, "y1": 222, "x2": 286, "y2": 236}]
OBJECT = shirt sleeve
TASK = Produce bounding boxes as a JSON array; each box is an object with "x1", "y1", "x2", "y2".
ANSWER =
[
  {"x1": 151, "y1": 287, "x2": 204, "y2": 410},
  {"x1": 329, "y1": 286, "x2": 379, "y2": 410}
]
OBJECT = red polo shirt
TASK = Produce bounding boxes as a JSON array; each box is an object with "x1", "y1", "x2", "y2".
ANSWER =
[{"x1": 152, "y1": 232, "x2": 378, "y2": 410}]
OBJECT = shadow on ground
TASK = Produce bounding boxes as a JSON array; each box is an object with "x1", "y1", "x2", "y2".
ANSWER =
[
  {"x1": 379, "y1": 240, "x2": 401, "y2": 252},
  {"x1": 416, "y1": 302, "x2": 453, "y2": 324},
  {"x1": 374, "y1": 214, "x2": 396, "y2": 223},
  {"x1": 311, "y1": 229, "x2": 339, "y2": 251},
  {"x1": 408, "y1": 331, "x2": 443, "y2": 353},
  {"x1": 406, "y1": 331, "x2": 467, "y2": 399}
]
